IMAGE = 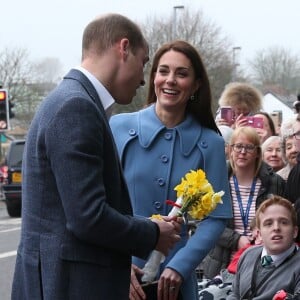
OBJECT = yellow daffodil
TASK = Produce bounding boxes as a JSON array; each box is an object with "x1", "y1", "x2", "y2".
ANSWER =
[
  {"x1": 174, "y1": 169, "x2": 224, "y2": 221},
  {"x1": 150, "y1": 214, "x2": 163, "y2": 220},
  {"x1": 151, "y1": 169, "x2": 224, "y2": 222},
  {"x1": 144, "y1": 169, "x2": 224, "y2": 284}
]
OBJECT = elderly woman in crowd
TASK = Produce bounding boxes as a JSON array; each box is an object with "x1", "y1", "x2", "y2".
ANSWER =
[
  {"x1": 277, "y1": 118, "x2": 299, "y2": 180},
  {"x1": 261, "y1": 136, "x2": 285, "y2": 172}
]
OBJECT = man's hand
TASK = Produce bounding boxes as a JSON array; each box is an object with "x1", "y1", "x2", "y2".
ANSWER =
[
  {"x1": 152, "y1": 218, "x2": 181, "y2": 256},
  {"x1": 162, "y1": 216, "x2": 182, "y2": 234},
  {"x1": 157, "y1": 268, "x2": 183, "y2": 300},
  {"x1": 129, "y1": 264, "x2": 146, "y2": 300}
]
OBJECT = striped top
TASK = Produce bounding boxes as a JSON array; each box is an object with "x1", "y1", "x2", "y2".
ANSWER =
[{"x1": 230, "y1": 176, "x2": 262, "y2": 237}]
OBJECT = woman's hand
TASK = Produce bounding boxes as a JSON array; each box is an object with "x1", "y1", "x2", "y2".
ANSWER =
[
  {"x1": 254, "y1": 127, "x2": 268, "y2": 143},
  {"x1": 129, "y1": 264, "x2": 146, "y2": 300},
  {"x1": 234, "y1": 114, "x2": 248, "y2": 128},
  {"x1": 216, "y1": 117, "x2": 232, "y2": 127},
  {"x1": 157, "y1": 268, "x2": 183, "y2": 300}
]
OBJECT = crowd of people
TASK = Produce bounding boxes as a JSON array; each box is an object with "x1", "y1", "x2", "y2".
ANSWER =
[
  {"x1": 11, "y1": 12, "x2": 300, "y2": 300},
  {"x1": 198, "y1": 82, "x2": 300, "y2": 299}
]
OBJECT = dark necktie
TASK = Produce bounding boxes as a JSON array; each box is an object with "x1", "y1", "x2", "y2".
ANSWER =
[{"x1": 261, "y1": 255, "x2": 273, "y2": 267}]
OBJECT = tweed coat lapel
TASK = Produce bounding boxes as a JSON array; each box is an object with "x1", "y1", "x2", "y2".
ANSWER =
[{"x1": 63, "y1": 69, "x2": 130, "y2": 198}]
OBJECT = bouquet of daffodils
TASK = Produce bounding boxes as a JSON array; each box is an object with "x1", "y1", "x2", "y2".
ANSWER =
[{"x1": 141, "y1": 169, "x2": 224, "y2": 283}]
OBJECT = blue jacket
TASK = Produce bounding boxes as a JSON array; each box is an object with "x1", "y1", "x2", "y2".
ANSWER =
[
  {"x1": 12, "y1": 70, "x2": 159, "y2": 300},
  {"x1": 110, "y1": 104, "x2": 232, "y2": 300}
]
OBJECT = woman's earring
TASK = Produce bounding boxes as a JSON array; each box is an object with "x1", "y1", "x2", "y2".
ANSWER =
[{"x1": 190, "y1": 95, "x2": 195, "y2": 101}]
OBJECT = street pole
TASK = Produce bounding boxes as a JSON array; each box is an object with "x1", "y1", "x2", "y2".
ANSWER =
[
  {"x1": 172, "y1": 5, "x2": 184, "y2": 40},
  {"x1": 232, "y1": 46, "x2": 241, "y2": 81}
]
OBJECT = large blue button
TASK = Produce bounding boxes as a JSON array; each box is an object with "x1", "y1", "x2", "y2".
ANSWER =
[
  {"x1": 129, "y1": 129, "x2": 136, "y2": 136},
  {"x1": 154, "y1": 201, "x2": 162, "y2": 209},
  {"x1": 161, "y1": 155, "x2": 169, "y2": 163},
  {"x1": 157, "y1": 178, "x2": 165, "y2": 186},
  {"x1": 164, "y1": 132, "x2": 172, "y2": 140},
  {"x1": 200, "y1": 141, "x2": 208, "y2": 148}
]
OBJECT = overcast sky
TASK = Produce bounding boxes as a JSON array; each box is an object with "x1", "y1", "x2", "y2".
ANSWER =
[{"x1": 1, "y1": 0, "x2": 299, "y2": 74}]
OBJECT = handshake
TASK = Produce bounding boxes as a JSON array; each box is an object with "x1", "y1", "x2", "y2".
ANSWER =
[{"x1": 151, "y1": 216, "x2": 182, "y2": 256}]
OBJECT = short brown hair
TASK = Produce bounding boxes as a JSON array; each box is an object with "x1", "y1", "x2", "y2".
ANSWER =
[
  {"x1": 256, "y1": 195, "x2": 297, "y2": 228},
  {"x1": 82, "y1": 13, "x2": 147, "y2": 59}
]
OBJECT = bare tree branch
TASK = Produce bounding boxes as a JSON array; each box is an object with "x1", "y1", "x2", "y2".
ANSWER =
[{"x1": 249, "y1": 46, "x2": 300, "y2": 94}]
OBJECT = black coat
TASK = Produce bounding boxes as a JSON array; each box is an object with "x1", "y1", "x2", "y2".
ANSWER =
[{"x1": 285, "y1": 154, "x2": 300, "y2": 242}]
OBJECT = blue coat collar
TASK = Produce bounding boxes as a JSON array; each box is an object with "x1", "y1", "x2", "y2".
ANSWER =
[{"x1": 137, "y1": 104, "x2": 202, "y2": 156}]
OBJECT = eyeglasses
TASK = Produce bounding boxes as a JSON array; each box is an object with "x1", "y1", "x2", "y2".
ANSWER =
[
  {"x1": 231, "y1": 143, "x2": 257, "y2": 153},
  {"x1": 293, "y1": 131, "x2": 300, "y2": 140}
]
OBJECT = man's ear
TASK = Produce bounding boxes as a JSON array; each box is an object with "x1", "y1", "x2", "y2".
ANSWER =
[
  {"x1": 257, "y1": 229, "x2": 263, "y2": 242},
  {"x1": 119, "y1": 38, "x2": 130, "y2": 60},
  {"x1": 293, "y1": 226, "x2": 298, "y2": 239}
]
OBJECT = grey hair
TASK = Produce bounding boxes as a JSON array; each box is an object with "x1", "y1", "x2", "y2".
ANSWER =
[{"x1": 261, "y1": 135, "x2": 282, "y2": 154}]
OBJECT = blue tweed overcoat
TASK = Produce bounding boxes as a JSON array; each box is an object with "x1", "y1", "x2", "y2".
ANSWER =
[{"x1": 11, "y1": 70, "x2": 159, "y2": 300}]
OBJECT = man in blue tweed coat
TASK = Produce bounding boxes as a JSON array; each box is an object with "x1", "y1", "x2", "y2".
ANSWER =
[{"x1": 11, "y1": 13, "x2": 180, "y2": 300}]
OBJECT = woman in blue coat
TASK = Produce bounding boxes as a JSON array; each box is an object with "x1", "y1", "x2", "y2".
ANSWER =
[{"x1": 110, "y1": 40, "x2": 232, "y2": 300}]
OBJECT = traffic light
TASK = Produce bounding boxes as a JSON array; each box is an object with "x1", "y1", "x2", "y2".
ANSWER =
[
  {"x1": 9, "y1": 100, "x2": 15, "y2": 118},
  {"x1": 0, "y1": 89, "x2": 9, "y2": 130}
]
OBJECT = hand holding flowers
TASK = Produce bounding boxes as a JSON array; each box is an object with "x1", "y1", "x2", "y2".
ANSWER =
[
  {"x1": 141, "y1": 169, "x2": 224, "y2": 283},
  {"x1": 151, "y1": 216, "x2": 182, "y2": 256}
]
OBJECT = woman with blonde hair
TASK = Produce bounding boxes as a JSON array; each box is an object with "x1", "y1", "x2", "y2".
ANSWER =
[{"x1": 202, "y1": 127, "x2": 285, "y2": 279}]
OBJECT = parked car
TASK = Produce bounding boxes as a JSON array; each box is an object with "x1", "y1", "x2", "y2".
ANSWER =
[{"x1": 2, "y1": 139, "x2": 25, "y2": 217}]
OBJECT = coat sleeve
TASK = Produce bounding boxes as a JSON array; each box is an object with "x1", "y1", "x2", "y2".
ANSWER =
[
  {"x1": 166, "y1": 217, "x2": 226, "y2": 280},
  {"x1": 226, "y1": 252, "x2": 245, "y2": 300},
  {"x1": 285, "y1": 163, "x2": 300, "y2": 202}
]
